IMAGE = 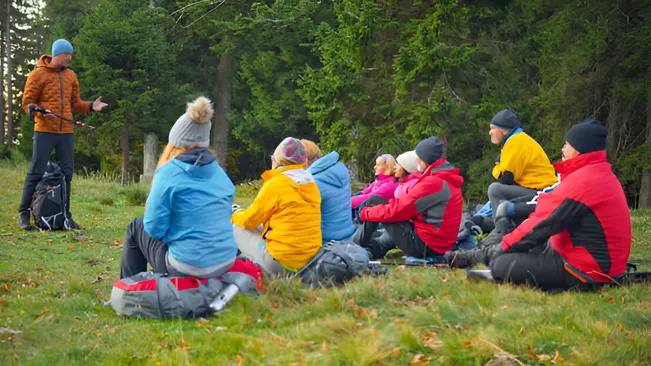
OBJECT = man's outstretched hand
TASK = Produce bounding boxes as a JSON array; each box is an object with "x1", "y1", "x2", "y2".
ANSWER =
[{"x1": 92, "y1": 96, "x2": 108, "y2": 112}]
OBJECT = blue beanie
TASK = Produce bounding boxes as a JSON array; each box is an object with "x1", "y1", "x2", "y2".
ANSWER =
[{"x1": 52, "y1": 39, "x2": 73, "y2": 57}]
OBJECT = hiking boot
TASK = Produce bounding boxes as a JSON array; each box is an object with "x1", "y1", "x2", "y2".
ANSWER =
[
  {"x1": 442, "y1": 250, "x2": 471, "y2": 269},
  {"x1": 18, "y1": 210, "x2": 33, "y2": 231},
  {"x1": 67, "y1": 215, "x2": 83, "y2": 230},
  {"x1": 367, "y1": 232, "x2": 397, "y2": 260}
]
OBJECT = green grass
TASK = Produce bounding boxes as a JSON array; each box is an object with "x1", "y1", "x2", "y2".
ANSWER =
[{"x1": 0, "y1": 161, "x2": 650, "y2": 365}]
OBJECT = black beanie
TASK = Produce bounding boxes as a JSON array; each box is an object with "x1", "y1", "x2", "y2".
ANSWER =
[
  {"x1": 415, "y1": 136, "x2": 445, "y2": 165},
  {"x1": 490, "y1": 109, "x2": 521, "y2": 130},
  {"x1": 565, "y1": 119, "x2": 608, "y2": 154}
]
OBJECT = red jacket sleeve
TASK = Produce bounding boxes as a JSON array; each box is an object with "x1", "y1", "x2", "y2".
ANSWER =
[
  {"x1": 360, "y1": 177, "x2": 442, "y2": 223},
  {"x1": 502, "y1": 184, "x2": 576, "y2": 252}
]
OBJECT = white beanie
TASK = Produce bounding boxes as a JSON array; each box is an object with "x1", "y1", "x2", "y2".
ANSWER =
[
  {"x1": 168, "y1": 96, "x2": 213, "y2": 148},
  {"x1": 397, "y1": 151, "x2": 419, "y2": 174}
]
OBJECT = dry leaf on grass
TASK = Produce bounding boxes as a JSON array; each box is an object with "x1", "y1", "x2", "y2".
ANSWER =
[
  {"x1": 391, "y1": 346, "x2": 400, "y2": 358},
  {"x1": 409, "y1": 354, "x2": 433, "y2": 365}
]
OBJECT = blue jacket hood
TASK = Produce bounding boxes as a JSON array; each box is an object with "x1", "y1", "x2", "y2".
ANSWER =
[
  {"x1": 308, "y1": 151, "x2": 348, "y2": 189},
  {"x1": 171, "y1": 148, "x2": 218, "y2": 180}
]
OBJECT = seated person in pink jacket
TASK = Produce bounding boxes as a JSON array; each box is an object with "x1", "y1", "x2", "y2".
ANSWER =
[
  {"x1": 351, "y1": 154, "x2": 399, "y2": 209},
  {"x1": 394, "y1": 151, "x2": 422, "y2": 199}
]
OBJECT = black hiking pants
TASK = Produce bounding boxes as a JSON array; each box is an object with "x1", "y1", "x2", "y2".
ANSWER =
[
  {"x1": 352, "y1": 195, "x2": 441, "y2": 259},
  {"x1": 120, "y1": 217, "x2": 170, "y2": 279},
  {"x1": 491, "y1": 242, "x2": 584, "y2": 291},
  {"x1": 19, "y1": 132, "x2": 74, "y2": 213}
]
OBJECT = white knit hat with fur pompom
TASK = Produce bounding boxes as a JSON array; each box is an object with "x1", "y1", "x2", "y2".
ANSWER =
[{"x1": 168, "y1": 96, "x2": 213, "y2": 148}]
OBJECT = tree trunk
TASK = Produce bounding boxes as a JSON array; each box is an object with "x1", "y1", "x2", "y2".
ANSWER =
[
  {"x1": 638, "y1": 86, "x2": 651, "y2": 209},
  {"x1": 212, "y1": 53, "x2": 234, "y2": 170},
  {"x1": 140, "y1": 132, "x2": 158, "y2": 185},
  {"x1": 121, "y1": 118, "x2": 129, "y2": 185},
  {"x1": 5, "y1": 0, "x2": 13, "y2": 149},
  {"x1": 0, "y1": 31, "x2": 5, "y2": 146},
  {"x1": 149, "y1": 0, "x2": 155, "y2": 8}
]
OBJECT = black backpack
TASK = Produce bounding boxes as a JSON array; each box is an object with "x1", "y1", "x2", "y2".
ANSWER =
[
  {"x1": 31, "y1": 162, "x2": 70, "y2": 231},
  {"x1": 298, "y1": 243, "x2": 368, "y2": 288}
]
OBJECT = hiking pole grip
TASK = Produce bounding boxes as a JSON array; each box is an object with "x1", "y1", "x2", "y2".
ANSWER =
[{"x1": 28, "y1": 104, "x2": 49, "y2": 123}]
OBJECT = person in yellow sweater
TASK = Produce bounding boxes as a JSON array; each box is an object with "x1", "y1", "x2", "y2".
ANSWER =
[
  {"x1": 488, "y1": 109, "x2": 557, "y2": 211},
  {"x1": 232, "y1": 137, "x2": 322, "y2": 277}
]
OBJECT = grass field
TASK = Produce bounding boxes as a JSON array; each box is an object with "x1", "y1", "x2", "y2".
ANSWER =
[{"x1": 0, "y1": 160, "x2": 650, "y2": 365}]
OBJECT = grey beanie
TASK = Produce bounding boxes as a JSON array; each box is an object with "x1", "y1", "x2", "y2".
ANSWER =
[{"x1": 168, "y1": 96, "x2": 213, "y2": 148}]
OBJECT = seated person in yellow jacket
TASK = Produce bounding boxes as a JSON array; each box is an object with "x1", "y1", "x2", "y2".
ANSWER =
[
  {"x1": 488, "y1": 109, "x2": 557, "y2": 210},
  {"x1": 232, "y1": 137, "x2": 322, "y2": 277}
]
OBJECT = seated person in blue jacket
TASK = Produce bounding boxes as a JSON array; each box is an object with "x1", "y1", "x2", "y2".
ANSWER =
[
  {"x1": 302, "y1": 139, "x2": 356, "y2": 242},
  {"x1": 119, "y1": 97, "x2": 237, "y2": 279}
]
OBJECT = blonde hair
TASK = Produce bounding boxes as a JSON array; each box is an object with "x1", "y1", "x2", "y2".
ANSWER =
[
  {"x1": 377, "y1": 154, "x2": 397, "y2": 175},
  {"x1": 156, "y1": 143, "x2": 199, "y2": 171},
  {"x1": 300, "y1": 139, "x2": 322, "y2": 166}
]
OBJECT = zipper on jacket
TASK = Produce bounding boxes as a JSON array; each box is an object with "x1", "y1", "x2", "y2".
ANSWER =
[{"x1": 57, "y1": 70, "x2": 65, "y2": 132}]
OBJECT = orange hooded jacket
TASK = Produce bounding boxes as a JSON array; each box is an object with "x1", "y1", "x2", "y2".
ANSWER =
[{"x1": 22, "y1": 55, "x2": 94, "y2": 134}]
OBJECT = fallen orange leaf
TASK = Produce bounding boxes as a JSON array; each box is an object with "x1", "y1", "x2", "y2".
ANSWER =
[
  {"x1": 525, "y1": 344, "x2": 536, "y2": 359},
  {"x1": 608, "y1": 297, "x2": 615, "y2": 303},
  {"x1": 409, "y1": 353, "x2": 432, "y2": 365},
  {"x1": 391, "y1": 346, "x2": 400, "y2": 358},
  {"x1": 536, "y1": 354, "x2": 551, "y2": 361},
  {"x1": 552, "y1": 350, "x2": 564, "y2": 363},
  {"x1": 355, "y1": 309, "x2": 367, "y2": 318},
  {"x1": 461, "y1": 340, "x2": 472, "y2": 348},
  {"x1": 235, "y1": 355, "x2": 243, "y2": 366},
  {"x1": 177, "y1": 341, "x2": 191, "y2": 350}
]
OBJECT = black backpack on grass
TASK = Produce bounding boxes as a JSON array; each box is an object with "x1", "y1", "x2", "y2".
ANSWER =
[{"x1": 31, "y1": 162, "x2": 71, "y2": 231}]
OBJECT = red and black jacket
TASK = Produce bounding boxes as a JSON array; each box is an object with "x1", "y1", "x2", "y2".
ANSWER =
[
  {"x1": 360, "y1": 159, "x2": 464, "y2": 254},
  {"x1": 502, "y1": 151, "x2": 631, "y2": 282}
]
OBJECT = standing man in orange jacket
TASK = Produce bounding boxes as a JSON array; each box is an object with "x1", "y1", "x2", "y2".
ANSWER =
[{"x1": 18, "y1": 39, "x2": 108, "y2": 230}]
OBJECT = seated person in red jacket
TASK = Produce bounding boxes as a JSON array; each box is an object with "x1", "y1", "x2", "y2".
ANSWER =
[
  {"x1": 456, "y1": 120, "x2": 631, "y2": 291},
  {"x1": 352, "y1": 137, "x2": 464, "y2": 259}
]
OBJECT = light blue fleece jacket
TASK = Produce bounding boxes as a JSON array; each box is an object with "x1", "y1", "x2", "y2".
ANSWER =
[
  {"x1": 144, "y1": 149, "x2": 237, "y2": 268},
  {"x1": 308, "y1": 151, "x2": 356, "y2": 242}
]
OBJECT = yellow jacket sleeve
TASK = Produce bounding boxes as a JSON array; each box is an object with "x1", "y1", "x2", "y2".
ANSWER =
[{"x1": 232, "y1": 180, "x2": 277, "y2": 230}]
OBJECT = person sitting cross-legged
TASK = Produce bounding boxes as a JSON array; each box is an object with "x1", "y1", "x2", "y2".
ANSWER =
[
  {"x1": 487, "y1": 109, "x2": 558, "y2": 210},
  {"x1": 449, "y1": 119, "x2": 632, "y2": 291},
  {"x1": 353, "y1": 136, "x2": 464, "y2": 260},
  {"x1": 232, "y1": 137, "x2": 322, "y2": 277}
]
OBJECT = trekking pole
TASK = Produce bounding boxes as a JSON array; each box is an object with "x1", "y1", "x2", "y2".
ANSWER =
[
  {"x1": 28, "y1": 104, "x2": 96, "y2": 129},
  {"x1": 369, "y1": 260, "x2": 450, "y2": 269}
]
